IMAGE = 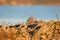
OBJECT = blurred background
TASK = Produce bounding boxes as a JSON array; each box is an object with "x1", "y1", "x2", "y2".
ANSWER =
[{"x1": 0, "y1": 6, "x2": 60, "y2": 24}]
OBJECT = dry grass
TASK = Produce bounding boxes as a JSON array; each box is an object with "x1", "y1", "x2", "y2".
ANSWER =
[
  {"x1": 0, "y1": 17, "x2": 60, "y2": 40},
  {"x1": 0, "y1": 0, "x2": 60, "y2": 5}
]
